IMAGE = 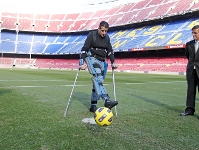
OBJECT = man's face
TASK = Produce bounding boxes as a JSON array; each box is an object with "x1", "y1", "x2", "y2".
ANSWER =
[
  {"x1": 98, "y1": 26, "x2": 108, "y2": 37},
  {"x1": 192, "y1": 28, "x2": 199, "y2": 41}
]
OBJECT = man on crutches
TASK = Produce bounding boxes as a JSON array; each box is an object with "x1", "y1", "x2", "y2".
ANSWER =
[{"x1": 79, "y1": 21, "x2": 118, "y2": 113}]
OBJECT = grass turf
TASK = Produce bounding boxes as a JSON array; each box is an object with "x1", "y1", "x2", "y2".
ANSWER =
[{"x1": 0, "y1": 68, "x2": 199, "y2": 149}]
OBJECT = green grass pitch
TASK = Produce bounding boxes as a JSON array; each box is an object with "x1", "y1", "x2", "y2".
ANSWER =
[{"x1": 0, "y1": 68, "x2": 199, "y2": 149}]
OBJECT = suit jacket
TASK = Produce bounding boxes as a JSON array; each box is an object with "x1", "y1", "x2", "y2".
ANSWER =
[{"x1": 185, "y1": 40, "x2": 199, "y2": 80}]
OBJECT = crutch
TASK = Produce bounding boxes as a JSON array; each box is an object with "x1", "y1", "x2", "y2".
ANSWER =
[
  {"x1": 112, "y1": 68, "x2": 118, "y2": 117},
  {"x1": 64, "y1": 69, "x2": 80, "y2": 117}
]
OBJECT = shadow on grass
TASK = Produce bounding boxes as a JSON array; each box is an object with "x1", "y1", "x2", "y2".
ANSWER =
[
  {"x1": 0, "y1": 88, "x2": 12, "y2": 96},
  {"x1": 129, "y1": 93, "x2": 199, "y2": 119},
  {"x1": 74, "y1": 91, "x2": 91, "y2": 109},
  {"x1": 74, "y1": 91, "x2": 107, "y2": 110}
]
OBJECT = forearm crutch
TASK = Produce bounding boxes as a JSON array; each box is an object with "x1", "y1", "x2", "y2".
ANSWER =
[
  {"x1": 64, "y1": 69, "x2": 80, "y2": 117},
  {"x1": 112, "y1": 68, "x2": 118, "y2": 117}
]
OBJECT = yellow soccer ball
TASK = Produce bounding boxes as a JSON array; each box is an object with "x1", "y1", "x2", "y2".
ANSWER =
[{"x1": 94, "y1": 107, "x2": 113, "y2": 126}]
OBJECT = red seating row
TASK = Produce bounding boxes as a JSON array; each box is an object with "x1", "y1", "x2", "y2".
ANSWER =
[
  {"x1": 33, "y1": 56, "x2": 185, "y2": 72},
  {"x1": 0, "y1": 0, "x2": 197, "y2": 32},
  {"x1": 34, "y1": 58, "x2": 78, "y2": 69},
  {"x1": 0, "y1": 56, "x2": 188, "y2": 72}
]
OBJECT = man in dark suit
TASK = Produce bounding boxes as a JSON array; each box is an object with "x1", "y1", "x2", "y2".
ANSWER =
[{"x1": 180, "y1": 25, "x2": 199, "y2": 116}]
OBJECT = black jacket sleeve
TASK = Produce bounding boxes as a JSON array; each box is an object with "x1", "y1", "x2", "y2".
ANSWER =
[
  {"x1": 185, "y1": 43, "x2": 189, "y2": 60},
  {"x1": 79, "y1": 32, "x2": 94, "y2": 59},
  {"x1": 106, "y1": 36, "x2": 115, "y2": 64}
]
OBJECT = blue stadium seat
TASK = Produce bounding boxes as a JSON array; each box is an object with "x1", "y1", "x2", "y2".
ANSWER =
[
  {"x1": 31, "y1": 43, "x2": 46, "y2": 54},
  {"x1": 160, "y1": 19, "x2": 189, "y2": 33},
  {"x1": 45, "y1": 35, "x2": 58, "y2": 43},
  {"x1": 33, "y1": 34, "x2": 46, "y2": 43},
  {"x1": 1, "y1": 31, "x2": 16, "y2": 41},
  {"x1": 75, "y1": 35, "x2": 87, "y2": 42},
  {"x1": 58, "y1": 43, "x2": 83, "y2": 54},
  {"x1": 56, "y1": 35, "x2": 70, "y2": 43},
  {"x1": 44, "y1": 44, "x2": 65, "y2": 54},
  {"x1": 65, "y1": 35, "x2": 81, "y2": 42},
  {"x1": 16, "y1": 42, "x2": 31, "y2": 53},
  {"x1": 0, "y1": 41, "x2": 15, "y2": 53},
  {"x1": 18, "y1": 33, "x2": 33, "y2": 42}
]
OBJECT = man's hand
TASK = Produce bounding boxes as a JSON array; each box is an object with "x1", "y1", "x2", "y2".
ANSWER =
[
  {"x1": 111, "y1": 63, "x2": 118, "y2": 69},
  {"x1": 79, "y1": 64, "x2": 87, "y2": 70}
]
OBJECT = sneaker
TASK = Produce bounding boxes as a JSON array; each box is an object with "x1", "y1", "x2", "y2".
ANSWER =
[
  {"x1": 104, "y1": 100, "x2": 118, "y2": 109},
  {"x1": 89, "y1": 105, "x2": 98, "y2": 113}
]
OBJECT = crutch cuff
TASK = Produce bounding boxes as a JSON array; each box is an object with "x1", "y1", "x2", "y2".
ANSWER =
[{"x1": 79, "y1": 59, "x2": 84, "y2": 66}]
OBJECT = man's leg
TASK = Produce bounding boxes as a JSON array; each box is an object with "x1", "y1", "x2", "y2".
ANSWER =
[
  {"x1": 86, "y1": 57, "x2": 118, "y2": 111},
  {"x1": 94, "y1": 60, "x2": 118, "y2": 109},
  {"x1": 181, "y1": 70, "x2": 196, "y2": 116},
  {"x1": 90, "y1": 88, "x2": 100, "y2": 112},
  {"x1": 186, "y1": 70, "x2": 197, "y2": 113}
]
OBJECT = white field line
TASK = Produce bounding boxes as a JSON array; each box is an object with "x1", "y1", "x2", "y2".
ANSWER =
[
  {"x1": 125, "y1": 81, "x2": 185, "y2": 84},
  {"x1": 0, "y1": 80, "x2": 185, "y2": 88},
  {"x1": 0, "y1": 85, "x2": 87, "y2": 88},
  {"x1": 0, "y1": 80, "x2": 63, "y2": 81}
]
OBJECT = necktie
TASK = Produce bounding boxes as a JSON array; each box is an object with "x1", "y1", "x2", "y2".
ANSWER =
[{"x1": 196, "y1": 41, "x2": 199, "y2": 53}]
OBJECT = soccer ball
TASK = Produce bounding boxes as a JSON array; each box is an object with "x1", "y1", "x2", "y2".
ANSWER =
[{"x1": 94, "y1": 107, "x2": 113, "y2": 126}]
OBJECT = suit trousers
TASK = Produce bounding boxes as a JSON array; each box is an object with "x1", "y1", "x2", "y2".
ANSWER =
[{"x1": 186, "y1": 69, "x2": 199, "y2": 112}]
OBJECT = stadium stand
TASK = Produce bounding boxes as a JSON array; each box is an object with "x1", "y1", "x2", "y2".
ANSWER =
[
  {"x1": 34, "y1": 58, "x2": 78, "y2": 69},
  {"x1": 148, "y1": 1, "x2": 176, "y2": 19},
  {"x1": 167, "y1": 0, "x2": 193, "y2": 15},
  {"x1": 0, "y1": 0, "x2": 198, "y2": 73},
  {"x1": 77, "y1": 12, "x2": 94, "y2": 20},
  {"x1": 0, "y1": 52, "x2": 186, "y2": 72},
  {"x1": 1, "y1": 16, "x2": 198, "y2": 54},
  {"x1": 191, "y1": 0, "x2": 199, "y2": 10},
  {"x1": 116, "y1": 2, "x2": 136, "y2": 14},
  {"x1": 0, "y1": 0, "x2": 198, "y2": 32}
]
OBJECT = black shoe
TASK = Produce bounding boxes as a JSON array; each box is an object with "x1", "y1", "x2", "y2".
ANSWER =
[
  {"x1": 180, "y1": 112, "x2": 194, "y2": 116},
  {"x1": 104, "y1": 100, "x2": 118, "y2": 109},
  {"x1": 89, "y1": 105, "x2": 98, "y2": 113}
]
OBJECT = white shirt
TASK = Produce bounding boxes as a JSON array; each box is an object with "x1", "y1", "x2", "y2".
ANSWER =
[
  {"x1": 195, "y1": 40, "x2": 199, "y2": 53},
  {"x1": 194, "y1": 40, "x2": 199, "y2": 69}
]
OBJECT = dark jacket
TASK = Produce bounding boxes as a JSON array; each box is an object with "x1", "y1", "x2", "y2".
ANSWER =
[
  {"x1": 185, "y1": 40, "x2": 199, "y2": 80},
  {"x1": 81, "y1": 30, "x2": 114, "y2": 63}
]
